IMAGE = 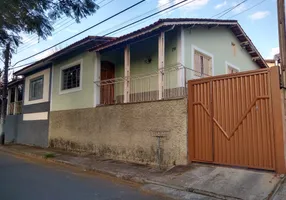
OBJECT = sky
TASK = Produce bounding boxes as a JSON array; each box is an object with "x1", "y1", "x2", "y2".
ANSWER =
[{"x1": 10, "y1": 0, "x2": 280, "y2": 73}]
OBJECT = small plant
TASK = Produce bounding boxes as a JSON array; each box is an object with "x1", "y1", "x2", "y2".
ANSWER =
[{"x1": 44, "y1": 152, "x2": 56, "y2": 159}]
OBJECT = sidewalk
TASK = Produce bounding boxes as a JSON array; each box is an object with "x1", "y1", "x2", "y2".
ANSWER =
[{"x1": 0, "y1": 144, "x2": 284, "y2": 200}]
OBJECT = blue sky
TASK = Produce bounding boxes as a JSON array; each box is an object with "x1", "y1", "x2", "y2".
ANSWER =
[{"x1": 11, "y1": 0, "x2": 279, "y2": 72}]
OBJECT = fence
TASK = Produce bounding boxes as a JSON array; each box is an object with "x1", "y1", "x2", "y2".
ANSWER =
[
  {"x1": 8, "y1": 101, "x2": 22, "y2": 115},
  {"x1": 95, "y1": 63, "x2": 209, "y2": 105}
]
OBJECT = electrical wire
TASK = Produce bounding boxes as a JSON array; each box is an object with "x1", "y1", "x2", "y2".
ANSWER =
[
  {"x1": 229, "y1": 0, "x2": 269, "y2": 18},
  {"x1": 18, "y1": 0, "x2": 117, "y2": 51},
  {"x1": 216, "y1": 0, "x2": 248, "y2": 19},
  {"x1": 11, "y1": 0, "x2": 147, "y2": 68}
]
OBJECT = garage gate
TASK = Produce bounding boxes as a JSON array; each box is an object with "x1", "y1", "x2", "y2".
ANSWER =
[{"x1": 188, "y1": 67, "x2": 285, "y2": 173}]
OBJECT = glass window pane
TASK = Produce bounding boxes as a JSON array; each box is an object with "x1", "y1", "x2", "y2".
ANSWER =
[
  {"x1": 29, "y1": 76, "x2": 43, "y2": 101},
  {"x1": 62, "y1": 64, "x2": 81, "y2": 90}
]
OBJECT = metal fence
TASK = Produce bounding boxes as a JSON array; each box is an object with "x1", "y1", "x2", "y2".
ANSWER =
[{"x1": 95, "y1": 63, "x2": 210, "y2": 105}]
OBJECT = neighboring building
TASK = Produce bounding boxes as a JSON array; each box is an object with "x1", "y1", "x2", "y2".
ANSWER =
[
  {"x1": 265, "y1": 59, "x2": 277, "y2": 67},
  {"x1": 10, "y1": 18, "x2": 268, "y2": 166},
  {"x1": 6, "y1": 36, "x2": 112, "y2": 147}
]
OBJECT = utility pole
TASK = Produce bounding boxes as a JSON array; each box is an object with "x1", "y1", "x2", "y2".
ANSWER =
[
  {"x1": 1, "y1": 43, "x2": 10, "y2": 145},
  {"x1": 278, "y1": 0, "x2": 286, "y2": 86}
]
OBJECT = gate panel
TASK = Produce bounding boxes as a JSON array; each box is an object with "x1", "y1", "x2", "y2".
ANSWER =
[
  {"x1": 188, "y1": 68, "x2": 279, "y2": 171},
  {"x1": 212, "y1": 73, "x2": 275, "y2": 170},
  {"x1": 192, "y1": 81, "x2": 213, "y2": 162}
]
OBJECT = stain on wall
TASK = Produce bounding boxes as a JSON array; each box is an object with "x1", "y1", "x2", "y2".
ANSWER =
[{"x1": 49, "y1": 98, "x2": 188, "y2": 167}]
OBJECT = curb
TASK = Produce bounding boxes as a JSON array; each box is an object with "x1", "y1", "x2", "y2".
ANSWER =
[{"x1": 0, "y1": 147, "x2": 242, "y2": 200}]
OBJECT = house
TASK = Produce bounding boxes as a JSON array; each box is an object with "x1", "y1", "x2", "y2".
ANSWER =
[
  {"x1": 9, "y1": 18, "x2": 268, "y2": 166},
  {"x1": 266, "y1": 59, "x2": 276, "y2": 67},
  {"x1": 5, "y1": 36, "x2": 113, "y2": 147}
]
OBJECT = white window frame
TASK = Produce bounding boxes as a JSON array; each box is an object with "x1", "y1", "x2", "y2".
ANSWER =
[
  {"x1": 29, "y1": 75, "x2": 44, "y2": 101},
  {"x1": 59, "y1": 59, "x2": 83, "y2": 95},
  {"x1": 24, "y1": 68, "x2": 50, "y2": 106},
  {"x1": 191, "y1": 45, "x2": 214, "y2": 77},
  {"x1": 225, "y1": 61, "x2": 240, "y2": 74}
]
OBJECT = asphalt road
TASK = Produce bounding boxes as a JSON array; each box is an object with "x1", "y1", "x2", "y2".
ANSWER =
[{"x1": 0, "y1": 152, "x2": 165, "y2": 200}]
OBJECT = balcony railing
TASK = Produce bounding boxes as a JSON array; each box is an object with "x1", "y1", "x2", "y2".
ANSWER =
[
  {"x1": 95, "y1": 63, "x2": 210, "y2": 105},
  {"x1": 8, "y1": 101, "x2": 22, "y2": 115}
]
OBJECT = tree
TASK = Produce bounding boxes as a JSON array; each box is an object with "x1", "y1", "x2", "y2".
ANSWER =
[
  {"x1": 0, "y1": 0, "x2": 99, "y2": 144},
  {"x1": 0, "y1": 0, "x2": 99, "y2": 53}
]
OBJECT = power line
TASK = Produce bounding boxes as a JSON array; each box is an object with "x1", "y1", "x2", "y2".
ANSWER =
[
  {"x1": 216, "y1": 0, "x2": 248, "y2": 19},
  {"x1": 13, "y1": 0, "x2": 247, "y2": 70},
  {"x1": 106, "y1": 0, "x2": 196, "y2": 37},
  {"x1": 12, "y1": 0, "x2": 146, "y2": 68},
  {"x1": 12, "y1": 0, "x2": 176, "y2": 70},
  {"x1": 18, "y1": 0, "x2": 117, "y2": 51},
  {"x1": 98, "y1": 0, "x2": 197, "y2": 37},
  {"x1": 14, "y1": 0, "x2": 175, "y2": 65},
  {"x1": 229, "y1": 0, "x2": 269, "y2": 18}
]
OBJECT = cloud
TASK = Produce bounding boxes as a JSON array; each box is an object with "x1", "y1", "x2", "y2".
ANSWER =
[
  {"x1": 175, "y1": 0, "x2": 209, "y2": 11},
  {"x1": 266, "y1": 47, "x2": 279, "y2": 59},
  {"x1": 47, "y1": 36, "x2": 53, "y2": 41},
  {"x1": 157, "y1": 0, "x2": 170, "y2": 7},
  {"x1": 65, "y1": 28, "x2": 79, "y2": 33},
  {"x1": 33, "y1": 48, "x2": 55, "y2": 61},
  {"x1": 249, "y1": 11, "x2": 270, "y2": 20},
  {"x1": 157, "y1": 0, "x2": 209, "y2": 12},
  {"x1": 215, "y1": 0, "x2": 227, "y2": 9}
]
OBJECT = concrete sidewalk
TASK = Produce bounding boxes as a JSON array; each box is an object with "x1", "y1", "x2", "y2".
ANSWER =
[{"x1": 0, "y1": 144, "x2": 284, "y2": 200}]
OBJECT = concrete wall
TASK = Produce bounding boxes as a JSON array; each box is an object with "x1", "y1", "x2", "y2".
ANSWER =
[
  {"x1": 4, "y1": 113, "x2": 49, "y2": 147},
  {"x1": 184, "y1": 27, "x2": 260, "y2": 77},
  {"x1": 4, "y1": 115, "x2": 19, "y2": 143},
  {"x1": 49, "y1": 98, "x2": 188, "y2": 166}
]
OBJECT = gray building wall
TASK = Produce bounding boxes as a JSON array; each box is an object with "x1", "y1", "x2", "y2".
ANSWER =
[
  {"x1": 4, "y1": 111, "x2": 49, "y2": 147},
  {"x1": 4, "y1": 66, "x2": 51, "y2": 147}
]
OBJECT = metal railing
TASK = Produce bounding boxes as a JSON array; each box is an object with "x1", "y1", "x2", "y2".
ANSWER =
[
  {"x1": 8, "y1": 101, "x2": 22, "y2": 115},
  {"x1": 95, "y1": 63, "x2": 210, "y2": 105}
]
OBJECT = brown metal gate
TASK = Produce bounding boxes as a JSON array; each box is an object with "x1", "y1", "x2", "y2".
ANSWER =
[{"x1": 188, "y1": 67, "x2": 285, "y2": 172}]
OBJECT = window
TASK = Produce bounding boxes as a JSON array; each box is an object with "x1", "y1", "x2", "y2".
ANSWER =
[
  {"x1": 194, "y1": 50, "x2": 212, "y2": 77},
  {"x1": 227, "y1": 64, "x2": 240, "y2": 74},
  {"x1": 61, "y1": 64, "x2": 81, "y2": 90},
  {"x1": 29, "y1": 76, "x2": 44, "y2": 101}
]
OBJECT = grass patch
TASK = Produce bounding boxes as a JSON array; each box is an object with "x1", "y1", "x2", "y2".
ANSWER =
[{"x1": 44, "y1": 152, "x2": 56, "y2": 159}]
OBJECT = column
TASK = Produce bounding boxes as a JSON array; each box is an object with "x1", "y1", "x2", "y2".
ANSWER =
[
  {"x1": 124, "y1": 45, "x2": 130, "y2": 103},
  {"x1": 94, "y1": 52, "x2": 101, "y2": 107},
  {"x1": 7, "y1": 89, "x2": 11, "y2": 115},
  {"x1": 13, "y1": 86, "x2": 18, "y2": 114},
  {"x1": 177, "y1": 27, "x2": 186, "y2": 88},
  {"x1": 158, "y1": 32, "x2": 165, "y2": 100}
]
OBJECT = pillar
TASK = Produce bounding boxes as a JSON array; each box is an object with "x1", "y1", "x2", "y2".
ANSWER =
[
  {"x1": 94, "y1": 52, "x2": 101, "y2": 107},
  {"x1": 124, "y1": 45, "x2": 130, "y2": 103},
  {"x1": 177, "y1": 27, "x2": 186, "y2": 88},
  {"x1": 13, "y1": 86, "x2": 18, "y2": 114},
  {"x1": 158, "y1": 32, "x2": 165, "y2": 100}
]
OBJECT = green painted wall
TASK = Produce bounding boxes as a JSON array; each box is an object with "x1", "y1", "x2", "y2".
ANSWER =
[
  {"x1": 51, "y1": 52, "x2": 95, "y2": 111},
  {"x1": 184, "y1": 27, "x2": 259, "y2": 79}
]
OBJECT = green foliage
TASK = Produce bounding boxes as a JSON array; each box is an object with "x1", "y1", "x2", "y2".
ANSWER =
[
  {"x1": 44, "y1": 152, "x2": 56, "y2": 159},
  {"x1": 0, "y1": 0, "x2": 99, "y2": 57}
]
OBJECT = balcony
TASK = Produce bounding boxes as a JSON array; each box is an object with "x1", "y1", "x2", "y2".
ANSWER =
[
  {"x1": 95, "y1": 63, "x2": 210, "y2": 105},
  {"x1": 8, "y1": 101, "x2": 23, "y2": 115}
]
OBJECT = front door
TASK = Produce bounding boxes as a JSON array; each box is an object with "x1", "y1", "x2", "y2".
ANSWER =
[{"x1": 101, "y1": 61, "x2": 115, "y2": 105}]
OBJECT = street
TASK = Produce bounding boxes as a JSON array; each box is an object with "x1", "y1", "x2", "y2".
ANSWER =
[{"x1": 0, "y1": 152, "x2": 165, "y2": 200}]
